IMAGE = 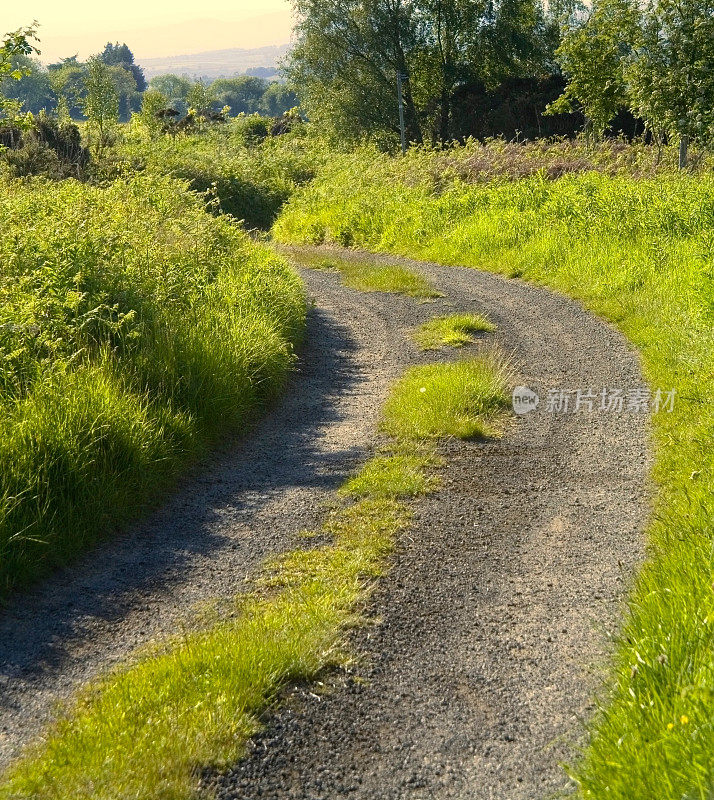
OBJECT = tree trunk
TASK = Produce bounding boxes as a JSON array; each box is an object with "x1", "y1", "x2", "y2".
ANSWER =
[{"x1": 439, "y1": 88, "x2": 450, "y2": 142}]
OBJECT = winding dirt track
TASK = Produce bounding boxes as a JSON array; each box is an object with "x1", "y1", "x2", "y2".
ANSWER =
[{"x1": 0, "y1": 248, "x2": 650, "y2": 798}]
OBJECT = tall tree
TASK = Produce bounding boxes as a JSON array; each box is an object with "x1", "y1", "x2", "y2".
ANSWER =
[
  {"x1": 554, "y1": 0, "x2": 714, "y2": 144},
  {"x1": 548, "y1": 0, "x2": 639, "y2": 135},
  {"x1": 288, "y1": 0, "x2": 556, "y2": 145},
  {"x1": 82, "y1": 56, "x2": 118, "y2": 158},
  {"x1": 99, "y1": 42, "x2": 146, "y2": 92}
]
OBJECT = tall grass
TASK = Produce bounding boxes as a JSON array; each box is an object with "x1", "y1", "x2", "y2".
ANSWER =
[
  {"x1": 274, "y1": 145, "x2": 714, "y2": 798},
  {"x1": 0, "y1": 173, "x2": 305, "y2": 596},
  {"x1": 115, "y1": 121, "x2": 326, "y2": 229}
]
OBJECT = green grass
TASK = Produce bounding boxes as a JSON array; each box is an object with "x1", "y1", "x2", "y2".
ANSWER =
[
  {"x1": 274, "y1": 145, "x2": 714, "y2": 798},
  {"x1": 0, "y1": 354, "x2": 507, "y2": 800},
  {"x1": 340, "y1": 451, "x2": 442, "y2": 498},
  {"x1": 381, "y1": 358, "x2": 510, "y2": 440},
  {"x1": 414, "y1": 313, "x2": 495, "y2": 350},
  {"x1": 0, "y1": 174, "x2": 305, "y2": 597},
  {"x1": 114, "y1": 121, "x2": 324, "y2": 230},
  {"x1": 293, "y1": 254, "x2": 440, "y2": 299}
]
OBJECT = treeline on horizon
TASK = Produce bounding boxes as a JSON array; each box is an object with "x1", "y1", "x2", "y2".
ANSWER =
[
  {"x1": 3, "y1": 0, "x2": 713, "y2": 154},
  {"x1": 0, "y1": 41, "x2": 299, "y2": 123}
]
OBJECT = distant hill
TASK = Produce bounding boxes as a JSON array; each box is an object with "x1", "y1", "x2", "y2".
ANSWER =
[{"x1": 139, "y1": 44, "x2": 290, "y2": 81}]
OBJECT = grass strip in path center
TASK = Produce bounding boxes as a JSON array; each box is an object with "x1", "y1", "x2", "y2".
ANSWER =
[{"x1": 0, "y1": 354, "x2": 509, "y2": 800}]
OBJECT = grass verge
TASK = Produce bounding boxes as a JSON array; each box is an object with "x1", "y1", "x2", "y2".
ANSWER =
[
  {"x1": 0, "y1": 174, "x2": 305, "y2": 597},
  {"x1": 414, "y1": 313, "x2": 495, "y2": 350},
  {"x1": 290, "y1": 253, "x2": 440, "y2": 299},
  {"x1": 274, "y1": 146, "x2": 714, "y2": 798},
  {"x1": 0, "y1": 355, "x2": 507, "y2": 800}
]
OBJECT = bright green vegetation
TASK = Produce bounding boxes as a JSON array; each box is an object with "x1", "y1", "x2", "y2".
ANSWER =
[
  {"x1": 340, "y1": 451, "x2": 441, "y2": 498},
  {"x1": 116, "y1": 123, "x2": 323, "y2": 229},
  {"x1": 0, "y1": 354, "x2": 506, "y2": 800},
  {"x1": 294, "y1": 254, "x2": 440, "y2": 299},
  {"x1": 0, "y1": 498, "x2": 409, "y2": 800},
  {"x1": 0, "y1": 174, "x2": 305, "y2": 597},
  {"x1": 414, "y1": 313, "x2": 495, "y2": 350},
  {"x1": 274, "y1": 144, "x2": 714, "y2": 798},
  {"x1": 382, "y1": 358, "x2": 510, "y2": 441}
]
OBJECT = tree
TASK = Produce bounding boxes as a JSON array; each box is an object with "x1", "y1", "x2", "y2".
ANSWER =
[
  {"x1": 628, "y1": 0, "x2": 714, "y2": 145},
  {"x1": 260, "y1": 82, "x2": 299, "y2": 116},
  {"x1": 186, "y1": 81, "x2": 216, "y2": 114},
  {"x1": 212, "y1": 76, "x2": 266, "y2": 115},
  {"x1": 0, "y1": 24, "x2": 39, "y2": 121},
  {"x1": 137, "y1": 88, "x2": 169, "y2": 138},
  {"x1": 548, "y1": 0, "x2": 639, "y2": 136},
  {"x1": 0, "y1": 55, "x2": 55, "y2": 114},
  {"x1": 99, "y1": 42, "x2": 147, "y2": 92},
  {"x1": 287, "y1": 0, "x2": 557, "y2": 146},
  {"x1": 82, "y1": 57, "x2": 118, "y2": 158},
  {"x1": 149, "y1": 74, "x2": 193, "y2": 114},
  {"x1": 48, "y1": 57, "x2": 89, "y2": 118},
  {"x1": 554, "y1": 0, "x2": 714, "y2": 147}
]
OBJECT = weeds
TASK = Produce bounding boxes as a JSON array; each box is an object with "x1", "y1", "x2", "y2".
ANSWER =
[{"x1": 0, "y1": 173, "x2": 305, "y2": 596}]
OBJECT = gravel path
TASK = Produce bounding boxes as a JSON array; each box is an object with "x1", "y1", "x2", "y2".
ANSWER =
[{"x1": 0, "y1": 248, "x2": 651, "y2": 798}]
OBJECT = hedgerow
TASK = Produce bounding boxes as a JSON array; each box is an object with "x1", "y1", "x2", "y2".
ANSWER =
[{"x1": 0, "y1": 173, "x2": 305, "y2": 595}]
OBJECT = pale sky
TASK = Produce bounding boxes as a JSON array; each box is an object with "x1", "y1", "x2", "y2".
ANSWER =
[{"x1": 4, "y1": 1, "x2": 294, "y2": 62}]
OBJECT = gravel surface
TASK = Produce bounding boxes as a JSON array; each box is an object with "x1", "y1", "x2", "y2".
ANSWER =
[
  {"x1": 0, "y1": 247, "x2": 651, "y2": 799},
  {"x1": 211, "y1": 248, "x2": 652, "y2": 800}
]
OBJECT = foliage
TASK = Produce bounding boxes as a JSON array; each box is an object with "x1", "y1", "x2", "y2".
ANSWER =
[
  {"x1": 212, "y1": 76, "x2": 266, "y2": 115},
  {"x1": 0, "y1": 174, "x2": 305, "y2": 596},
  {"x1": 0, "y1": 55, "x2": 55, "y2": 115},
  {"x1": 117, "y1": 121, "x2": 326, "y2": 229},
  {"x1": 82, "y1": 57, "x2": 119, "y2": 158},
  {"x1": 287, "y1": 0, "x2": 559, "y2": 145},
  {"x1": 260, "y1": 81, "x2": 298, "y2": 116},
  {"x1": 2, "y1": 113, "x2": 88, "y2": 178},
  {"x1": 0, "y1": 25, "x2": 39, "y2": 118},
  {"x1": 274, "y1": 144, "x2": 714, "y2": 797},
  {"x1": 548, "y1": 0, "x2": 639, "y2": 135},
  {"x1": 555, "y1": 0, "x2": 714, "y2": 141},
  {"x1": 99, "y1": 41, "x2": 147, "y2": 93},
  {"x1": 135, "y1": 88, "x2": 169, "y2": 139},
  {"x1": 629, "y1": 0, "x2": 714, "y2": 142},
  {"x1": 148, "y1": 73, "x2": 193, "y2": 116},
  {"x1": 148, "y1": 74, "x2": 298, "y2": 120}
]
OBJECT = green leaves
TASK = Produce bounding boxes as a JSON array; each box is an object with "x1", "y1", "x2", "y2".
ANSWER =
[{"x1": 555, "y1": 0, "x2": 714, "y2": 142}]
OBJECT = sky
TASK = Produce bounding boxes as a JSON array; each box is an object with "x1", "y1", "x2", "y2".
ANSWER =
[{"x1": 4, "y1": 1, "x2": 294, "y2": 62}]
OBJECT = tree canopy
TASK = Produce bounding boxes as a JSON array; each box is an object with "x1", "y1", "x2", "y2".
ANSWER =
[
  {"x1": 553, "y1": 0, "x2": 714, "y2": 143},
  {"x1": 286, "y1": 0, "x2": 559, "y2": 144}
]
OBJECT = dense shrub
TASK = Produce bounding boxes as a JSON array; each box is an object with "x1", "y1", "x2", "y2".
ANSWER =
[
  {"x1": 0, "y1": 174, "x2": 305, "y2": 595},
  {"x1": 1, "y1": 115, "x2": 88, "y2": 178},
  {"x1": 117, "y1": 121, "x2": 324, "y2": 229}
]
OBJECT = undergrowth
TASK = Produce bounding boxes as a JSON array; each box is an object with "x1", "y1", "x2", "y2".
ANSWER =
[
  {"x1": 0, "y1": 173, "x2": 305, "y2": 596},
  {"x1": 114, "y1": 122, "x2": 325, "y2": 229},
  {"x1": 274, "y1": 143, "x2": 714, "y2": 798}
]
